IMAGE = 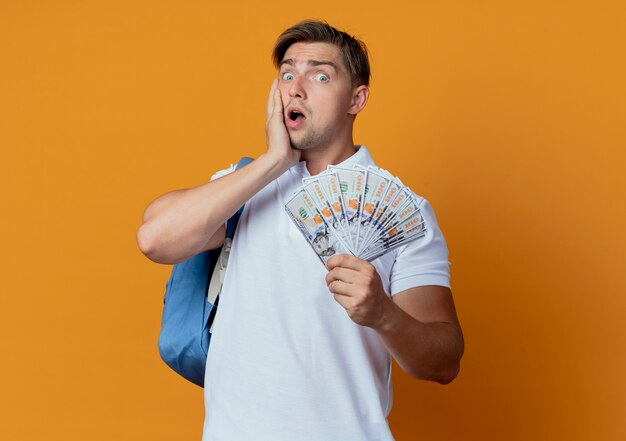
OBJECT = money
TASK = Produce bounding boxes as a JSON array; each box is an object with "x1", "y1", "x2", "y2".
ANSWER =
[
  {"x1": 327, "y1": 165, "x2": 366, "y2": 250},
  {"x1": 285, "y1": 164, "x2": 428, "y2": 263},
  {"x1": 284, "y1": 189, "x2": 351, "y2": 264}
]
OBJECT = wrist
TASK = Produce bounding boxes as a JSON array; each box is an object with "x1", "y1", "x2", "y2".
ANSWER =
[
  {"x1": 370, "y1": 295, "x2": 399, "y2": 333},
  {"x1": 260, "y1": 151, "x2": 299, "y2": 174}
]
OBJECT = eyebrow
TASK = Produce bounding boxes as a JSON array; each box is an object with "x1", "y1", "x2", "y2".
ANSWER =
[{"x1": 280, "y1": 59, "x2": 339, "y2": 71}]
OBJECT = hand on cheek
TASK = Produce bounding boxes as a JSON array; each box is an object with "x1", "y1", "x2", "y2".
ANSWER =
[
  {"x1": 265, "y1": 79, "x2": 300, "y2": 165},
  {"x1": 325, "y1": 254, "x2": 391, "y2": 328}
]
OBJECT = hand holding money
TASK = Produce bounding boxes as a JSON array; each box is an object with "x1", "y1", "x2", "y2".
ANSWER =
[
  {"x1": 326, "y1": 254, "x2": 392, "y2": 328},
  {"x1": 285, "y1": 163, "x2": 427, "y2": 263}
]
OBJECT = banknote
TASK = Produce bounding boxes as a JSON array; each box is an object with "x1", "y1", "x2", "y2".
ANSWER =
[
  {"x1": 357, "y1": 175, "x2": 401, "y2": 253},
  {"x1": 302, "y1": 173, "x2": 351, "y2": 246},
  {"x1": 326, "y1": 165, "x2": 366, "y2": 250},
  {"x1": 361, "y1": 214, "x2": 427, "y2": 261},
  {"x1": 360, "y1": 198, "x2": 427, "y2": 260},
  {"x1": 284, "y1": 189, "x2": 352, "y2": 263},
  {"x1": 354, "y1": 165, "x2": 393, "y2": 255},
  {"x1": 285, "y1": 163, "x2": 428, "y2": 263}
]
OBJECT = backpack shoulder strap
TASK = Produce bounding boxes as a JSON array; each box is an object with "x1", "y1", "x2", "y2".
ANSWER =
[
  {"x1": 225, "y1": 156, "x2": 254, "y2": 239},
  {"x1": 208, "y1": 156, "x2": 253, "y2": 308}
]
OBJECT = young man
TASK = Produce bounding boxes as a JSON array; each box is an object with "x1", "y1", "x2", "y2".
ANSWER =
[{"x1": 138, "y1": 20, "x2": 464, "y2": 441}]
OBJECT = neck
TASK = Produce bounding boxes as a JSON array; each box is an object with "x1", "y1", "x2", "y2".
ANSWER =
[{"x1": 301, "y1": 139, "x2": 358, "y2": 176}]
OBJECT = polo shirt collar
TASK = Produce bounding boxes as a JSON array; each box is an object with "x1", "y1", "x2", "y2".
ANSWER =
[{"x1": 290, "y1": 145, "x2": 374, "y2": 178}]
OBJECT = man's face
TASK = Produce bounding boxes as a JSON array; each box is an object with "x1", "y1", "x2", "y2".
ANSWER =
[{"x1": 278, "y1": 42, "x2": 357, "y2": 151}]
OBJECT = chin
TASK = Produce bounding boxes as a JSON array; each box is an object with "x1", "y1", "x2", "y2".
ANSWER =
[
  {"x1": 288, "y1": 128, "x2": 311, "y2": 150},
  {"x1": 292, "y1": 143, "x2": 316, "y2": 151},
  {"x1": 289, "y1": 133, "x2": 328, "y2": 151},
  {"x1": 289, "y1": 138, "x2": 312, "y2": 151}
]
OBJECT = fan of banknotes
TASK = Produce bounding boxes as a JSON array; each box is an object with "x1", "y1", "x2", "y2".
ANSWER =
[{"x1": 285, "y1": 164, "x2": 427, "y2": 264}]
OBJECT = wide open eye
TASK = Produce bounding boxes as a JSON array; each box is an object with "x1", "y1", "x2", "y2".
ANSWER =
[
  {"x1": 282, "y1": 72, "x2": 295, "y2": 81},
  {"x1": 315, "y1": 73, "x2": 329, "y2": 83}
]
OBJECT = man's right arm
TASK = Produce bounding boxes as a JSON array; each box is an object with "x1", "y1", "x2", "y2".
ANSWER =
[{"x1": 137, "y1": 79, "x2": 299, "y2": 264}]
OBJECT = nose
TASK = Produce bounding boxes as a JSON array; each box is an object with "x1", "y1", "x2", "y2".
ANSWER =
[{"x1": 288, "y1": 76, "x2": 307, "y2": 100}]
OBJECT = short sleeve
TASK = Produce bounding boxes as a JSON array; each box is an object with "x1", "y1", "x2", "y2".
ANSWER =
[{"x1": 390, "y1": 197, "x2": 451, "y2": 295}]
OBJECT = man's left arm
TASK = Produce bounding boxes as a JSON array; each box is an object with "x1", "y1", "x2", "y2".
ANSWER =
[{"x1": 326, "y1": 254, "x2": 464, "y2": 384}]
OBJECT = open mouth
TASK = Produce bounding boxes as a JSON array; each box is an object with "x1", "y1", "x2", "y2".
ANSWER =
[{"x1": 288, "y1": 110, "x2": 305, "y2": 122}]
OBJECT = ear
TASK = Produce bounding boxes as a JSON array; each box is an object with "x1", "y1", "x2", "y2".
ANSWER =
[{"x1": 348, "y1": 85, "x2": 369, "y2": 116}]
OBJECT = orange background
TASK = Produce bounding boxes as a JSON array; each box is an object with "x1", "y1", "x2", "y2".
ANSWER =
[{"x1": 1, "y1": 1, "x2": 625, "y2": 440}]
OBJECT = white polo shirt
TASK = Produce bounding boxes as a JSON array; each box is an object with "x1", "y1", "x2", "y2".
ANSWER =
[{"x1": 203, "y1": 146, "x2": 450, "y2": 441}]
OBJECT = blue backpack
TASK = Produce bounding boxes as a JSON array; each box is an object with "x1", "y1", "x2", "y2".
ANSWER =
[{"x1": 158, "y1": 157, "x2": 253, "y2": 387}]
